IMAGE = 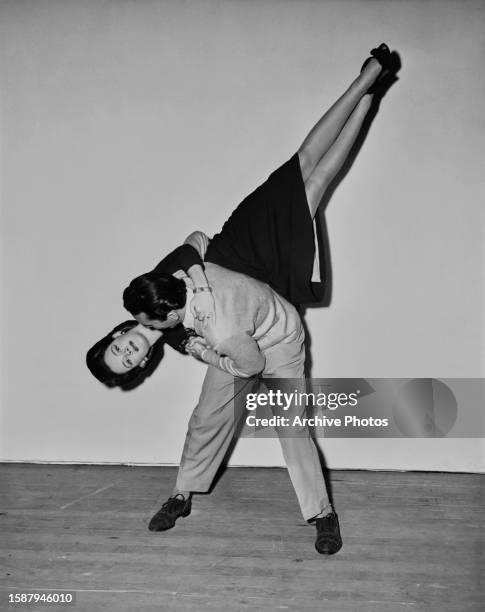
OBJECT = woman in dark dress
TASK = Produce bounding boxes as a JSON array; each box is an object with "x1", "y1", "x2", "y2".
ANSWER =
[{"x1": 88, "y1": 43, "x2": 398, "y2": 383}]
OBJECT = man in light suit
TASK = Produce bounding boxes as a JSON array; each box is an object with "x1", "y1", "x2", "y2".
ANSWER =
[{"x1": 123, "y1": 258, "x2": 342, "y2": 555}]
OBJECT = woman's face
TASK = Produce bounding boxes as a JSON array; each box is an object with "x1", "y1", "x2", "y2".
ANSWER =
[{"x1": 103, "y1": 328, "x2": 151, "y2": 374}]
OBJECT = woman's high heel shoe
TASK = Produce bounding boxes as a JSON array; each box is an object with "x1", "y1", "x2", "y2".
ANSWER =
[
  {"x1": 361, "y1": 43, "x2": 400, "y2": 97},
  {"x1": 361, "y1": 43, "x2": 391, "y2": 73}
]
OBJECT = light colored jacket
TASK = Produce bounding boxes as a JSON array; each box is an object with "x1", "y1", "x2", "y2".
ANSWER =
[{"x1": 192, "y1": 263, "x2": 303, "y2": 377}]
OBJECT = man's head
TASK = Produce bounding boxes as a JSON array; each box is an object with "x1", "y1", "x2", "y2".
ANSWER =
[{"x1": 123, "y1": 272, "x2": 187, "y2": 330}]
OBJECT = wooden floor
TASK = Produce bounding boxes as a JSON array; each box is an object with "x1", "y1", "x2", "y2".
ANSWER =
[{"x1": 0, "y1": 465, "x2": 483, "y2": 612}]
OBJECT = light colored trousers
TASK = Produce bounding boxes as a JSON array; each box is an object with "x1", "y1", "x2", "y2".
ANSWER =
[{"x1": 175, "y1": 334, "x2": 331, "y2": 521}]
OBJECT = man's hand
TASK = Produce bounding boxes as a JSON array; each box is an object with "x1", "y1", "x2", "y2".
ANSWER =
[{"x1": 190, "y1": 291, "x2": 216, "y2": 324}]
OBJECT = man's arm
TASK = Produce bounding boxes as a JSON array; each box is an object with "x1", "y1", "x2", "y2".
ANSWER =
[{"x1": 187, "y1": 332, "x2": 265, "y2": 378}]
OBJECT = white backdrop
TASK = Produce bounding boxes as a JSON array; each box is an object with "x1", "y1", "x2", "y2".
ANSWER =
[{"x1": 1, "y1": 0, "x2": 483, "y2": 471}]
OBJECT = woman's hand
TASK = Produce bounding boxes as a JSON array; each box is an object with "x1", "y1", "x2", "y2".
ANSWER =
[
  {"x1": 185, "y1": 336, "x2": 209, "y2": 361},
  {"x1": 190, "y1": 290, "x2": 216, "y2": 325}
]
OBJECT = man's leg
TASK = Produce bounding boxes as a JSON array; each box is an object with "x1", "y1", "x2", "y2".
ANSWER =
[
  {"x1": 175, "y1": 368, "x2": 256, "y2": 493},
  {"x1": 149, "y1": 366, "x2": 256, "y2": 531},
  {"x1": 272, "y1": 382, "x2": 333, "y2": 518},
  {"x1": 263, "y1": 336, "x2": 343, "y2": 554},
  {"x1": 263, "y1": 340, "x2": 331, "y2": 520}
]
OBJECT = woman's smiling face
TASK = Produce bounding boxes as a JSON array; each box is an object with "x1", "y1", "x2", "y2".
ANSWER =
[{"x1": 103, "y1": 328, "x2": 151, "y2": 374}]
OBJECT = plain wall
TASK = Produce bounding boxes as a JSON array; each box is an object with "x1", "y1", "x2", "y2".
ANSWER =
[{"x1": 1, "y1": 0, "x2": 484, "y2": 471}]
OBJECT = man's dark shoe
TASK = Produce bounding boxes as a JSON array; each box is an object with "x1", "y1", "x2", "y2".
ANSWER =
[
  {"x1": 148, "y1": 494, "x2": 191, "y2": 531},
  {"x1": 315, "y1": 511, "x2": 343, "y2": 555}
]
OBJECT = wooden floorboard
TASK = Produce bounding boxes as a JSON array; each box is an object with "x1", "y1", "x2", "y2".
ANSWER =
[{"x1": 0, "y1": 465, "x2": 483, "y2": 612}]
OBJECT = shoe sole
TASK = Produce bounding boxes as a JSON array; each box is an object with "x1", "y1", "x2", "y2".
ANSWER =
[{"x1": 315, "y1": 540, "x2": 342, "y2": 555}]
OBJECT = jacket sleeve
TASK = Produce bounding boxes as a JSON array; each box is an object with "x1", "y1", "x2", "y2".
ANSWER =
[{"x1": 201, "y1": 332, "x2": 265, "y2": 378}]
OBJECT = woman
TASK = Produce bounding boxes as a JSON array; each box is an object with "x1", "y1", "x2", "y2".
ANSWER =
[
  {"x1": 87, "y1": 43, "x2": 398, "y2": 383},
  {"x1": 86, "y1": 231, "x2": 213, "y2": 387}
]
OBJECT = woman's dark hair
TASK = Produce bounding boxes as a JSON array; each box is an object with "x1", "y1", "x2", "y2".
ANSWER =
[
  {"x1": 123, "y1": 272, "x2": 187, "y2": 321},
  {"x1": 86, "y1": 320, "x2": 194, "y2": 389}
]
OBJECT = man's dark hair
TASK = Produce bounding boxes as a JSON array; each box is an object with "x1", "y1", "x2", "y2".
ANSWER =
[{"x1": 123, "y1": 272, "x2": 187, "y2": 321}]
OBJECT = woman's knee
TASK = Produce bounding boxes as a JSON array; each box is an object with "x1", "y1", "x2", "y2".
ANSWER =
[
  {"x1": 297, "y1": 148, "x2": 316, "y2": 183},
  {"x1": 304, "y1": 173, "x2": 330, "y2": 214}
]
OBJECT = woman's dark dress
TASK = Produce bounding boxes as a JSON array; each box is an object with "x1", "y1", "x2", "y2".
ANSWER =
[{"x1": 204, "y1": 153, "x2": 325, "y2": 305}]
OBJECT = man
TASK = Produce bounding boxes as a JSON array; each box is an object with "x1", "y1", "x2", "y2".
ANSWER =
[{"x1": 123, "y1": 258, "x2": 343, "y2": 555}]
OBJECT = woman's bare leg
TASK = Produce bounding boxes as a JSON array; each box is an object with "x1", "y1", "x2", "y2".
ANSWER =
[
  {"x1": 305, "y1": 93, "x2": 374, "y2": 218},
  {"x1": 297, "y1": 58, "x2": 381, "y2": 183}
]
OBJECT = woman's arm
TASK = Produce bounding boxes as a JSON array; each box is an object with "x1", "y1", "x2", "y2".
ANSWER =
[
  {"x1": 183, "y1": 231, "x2": 210, "y2": 260},
  {"x1": 152, "y1": 231, "x2": 209, "y2": 277},
  {"x1": 182, "y1": 232, "x2": 215, "y2": 322},
  {"x1": 183, "y1": 231, "x2": 212, "y2": 293},
  {"x1": 162, "y1": 324, "x2": 198, "y2": 355},
  {"x1": 151, "y1": 231, "x2": 215, "y2": 320}
]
